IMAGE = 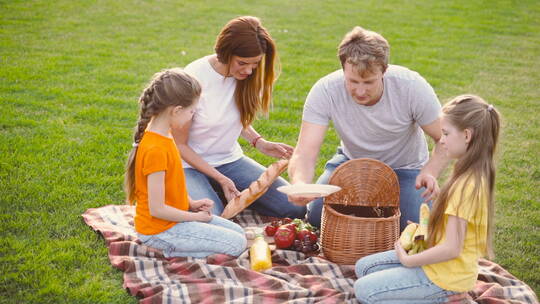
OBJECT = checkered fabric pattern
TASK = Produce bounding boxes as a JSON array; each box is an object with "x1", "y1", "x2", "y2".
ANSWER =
[{"x1": 82, "y1": 205, "x2": 538, "y2": 304}]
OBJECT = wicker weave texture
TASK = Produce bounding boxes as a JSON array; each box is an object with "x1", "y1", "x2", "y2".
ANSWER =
[
  {"x1": 321, "y1": 158, "x2": 401, "y2": 265},
  {"x1": 324, "y1": 158, "x2": 399, "y2": 207}
]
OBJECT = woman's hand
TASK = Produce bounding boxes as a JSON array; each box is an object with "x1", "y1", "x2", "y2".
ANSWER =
[
  {"x1": 256, "y1": 139, "x2": 294, "y2": 159},
  {"x1": 190, "y1": 198, "x2": 214, "y2": 212},
  {"x1": 218, "y1": 176, "x2": 240, "y2": 202},
  {"x1": 395, "y1": 240, "x2": 413, "y2": 267}
]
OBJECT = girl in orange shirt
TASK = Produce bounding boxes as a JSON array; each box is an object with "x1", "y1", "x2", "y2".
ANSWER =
[
  {"x1": 354, "y1": 95, "x2": 501, "y2": 303},
  {"x1": 124, "y1": 69, "x2": 246, "y2": 258}
]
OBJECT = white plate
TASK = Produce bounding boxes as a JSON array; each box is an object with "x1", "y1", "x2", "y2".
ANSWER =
[{"x1": 277, "y1": 184, "x2": 342, "y2": 197}]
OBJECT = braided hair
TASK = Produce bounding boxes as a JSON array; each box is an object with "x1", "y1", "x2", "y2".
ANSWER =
[{"x1": 124, "y1": 68, "x2": 201, "y2": 204}]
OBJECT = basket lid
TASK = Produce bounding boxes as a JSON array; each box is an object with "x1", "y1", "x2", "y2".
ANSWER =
[{"x1": 324, "y1": 158, "x2": 400, "y2": 207}]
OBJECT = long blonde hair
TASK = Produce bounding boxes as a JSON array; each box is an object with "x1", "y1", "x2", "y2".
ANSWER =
[
  {"x1": 427, "y1": 95, "x2": 501, "y2": 259},
  {"x1": 124, "y1": 68, "x2": 201, "y2": 204},
  {"x1": 214, "y1": 16, "x2": 280, "y2": 128}
]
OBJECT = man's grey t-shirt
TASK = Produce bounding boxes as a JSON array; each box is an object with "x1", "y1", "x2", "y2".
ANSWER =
[{"x1": 303, "y1": 65, "x2": 440, "y2": 170}]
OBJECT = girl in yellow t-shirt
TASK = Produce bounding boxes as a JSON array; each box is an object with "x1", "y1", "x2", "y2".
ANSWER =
[
  {"x1": 354, "y1": 95, "x2": 501, "y2": 303},
  {"x1": 124, "y1": 69, "x2": 246, "y2": 258}
]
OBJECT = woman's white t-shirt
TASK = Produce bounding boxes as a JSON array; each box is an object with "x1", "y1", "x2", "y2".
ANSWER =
[{"x1": 183, "y1": 55, "x2": 244, "y2": 168}]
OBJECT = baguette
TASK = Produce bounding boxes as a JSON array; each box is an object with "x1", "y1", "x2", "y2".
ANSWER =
[{"x1": 221, "y1": 159, "x2": 289, "y2": 219}]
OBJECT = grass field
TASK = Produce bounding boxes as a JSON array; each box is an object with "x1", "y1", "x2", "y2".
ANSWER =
[{"x1": 1, "y1": 0, "x2": 539, "y2": 302}]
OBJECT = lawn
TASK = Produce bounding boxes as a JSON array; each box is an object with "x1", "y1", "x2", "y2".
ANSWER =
[{"x1": 1, "y1": 0, "x2": 538, "y2": 303}]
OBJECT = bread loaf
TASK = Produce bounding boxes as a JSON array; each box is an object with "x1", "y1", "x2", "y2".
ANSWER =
[{"x1": 221, "y1": 159, "x2": 288, "y2": 219}]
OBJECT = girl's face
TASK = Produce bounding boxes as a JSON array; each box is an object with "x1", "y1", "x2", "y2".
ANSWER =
[
  {"x1": 228, "y1": 55, "x2": 263, "y2": 80},
  {"x1": 171, "y1": 98, "x2": 199, "y2": 129},
  {"x1": 440, "y1": 116, "x2": 470, "y2": 159}
]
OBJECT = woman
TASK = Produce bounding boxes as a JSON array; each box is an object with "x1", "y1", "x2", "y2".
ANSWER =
[{"x1": 173, "y1": 16, "x2": 306, "y2": 218}]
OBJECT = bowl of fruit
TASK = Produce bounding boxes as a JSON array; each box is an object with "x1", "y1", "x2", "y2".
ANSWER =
[{"x1": 264, "y1": 218, "x2": 320, "y2": 254}]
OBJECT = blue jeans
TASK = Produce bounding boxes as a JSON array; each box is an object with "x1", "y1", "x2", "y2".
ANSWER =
[
  {"x1": 138, "y1": 215, "x2": 247, "y2": 258},
  {"x1": 184, "y1": 156, "x2": 306, "y2": 218},
  {"x1": 307, "y1": 149, "x2": 425, "y2": 230},
  {"x1": 354, "y1": 250, "x2": 457, "y2": 303}
]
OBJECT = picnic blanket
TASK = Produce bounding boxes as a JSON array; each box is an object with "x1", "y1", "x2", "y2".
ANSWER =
[{"x1": 82, "y1": 204, "x2": 538, "y2": 304}]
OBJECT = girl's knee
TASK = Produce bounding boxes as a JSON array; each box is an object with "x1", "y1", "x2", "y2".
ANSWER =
[
  {"x1": 230, "y1": 233, "x2": 247, "y2": 256},
  {"x1": 231, "y1": 222, "x2": 245, "y2": 235},
  {"x1": 355, "y1": 256, "x2": 369, "y2": 277},
  {"x1": 353, "y1": 278, "x2": 371, "y2": 304}
]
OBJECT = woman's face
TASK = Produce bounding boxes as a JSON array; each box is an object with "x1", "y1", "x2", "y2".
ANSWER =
[{"x1": 228, "y1": 55, "x2": 263, "y2": 80}]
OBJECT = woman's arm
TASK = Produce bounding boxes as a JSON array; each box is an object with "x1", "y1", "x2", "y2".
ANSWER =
[
  {"x1": 396, "y1": 215, "x2": 467, "y2": 267},
  {"x1": 241, "y1": 125, "x2": 294, "y2": 159},
  {"x1": 172, "y1": 119, "x2": 227, "y2": 181},
  {"x1": 171, "y1": 120, "x2": 240, "y2": 201},
  {"x1": 147, "y1": 172, "x2": 212, "y2": 223}
]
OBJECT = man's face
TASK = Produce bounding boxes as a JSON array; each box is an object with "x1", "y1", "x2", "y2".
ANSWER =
[
  {"x1": 343, "y1": 62, "x2": 384, "y2": 106},
  {"x1": 228, "y1": 55, "x2": 263, "y2": 80}
]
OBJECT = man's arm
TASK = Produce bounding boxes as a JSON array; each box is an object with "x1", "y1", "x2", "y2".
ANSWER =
[
  {"x1": 416, "y1": 118, "x2": 450, "y2": 201},
  {"x1": 289, "y1": 121, "x2": 328, "y2": 184},
  {"x1": 287, "y1": 121, "x2": 328, "y2": 204}
]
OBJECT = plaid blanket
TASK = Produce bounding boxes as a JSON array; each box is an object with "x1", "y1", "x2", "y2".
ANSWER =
[{"x1": 82, "y1": 205, "x2": 538, "y2": 304}]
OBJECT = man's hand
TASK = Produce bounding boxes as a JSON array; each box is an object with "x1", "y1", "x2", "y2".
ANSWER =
[
  {"x1": 256, "y1": 139, "x2": 294, "y2": 159},
  {"x1": 287, "y1": 194, "x2": 321, "y2": 206},
  {"x1": 415, "y1": 172, "x2": 439, "y2": 202}
]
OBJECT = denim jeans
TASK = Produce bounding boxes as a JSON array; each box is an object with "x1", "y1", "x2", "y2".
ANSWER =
[
  {"x1": 184, "y1": 156, "x2": 306, "y2": 219},
  {"x1": 354, "y1": 250, "x2": 457, "y2": 303},
  {"x1": 138, "y1": 215, "x2": 247, "y2": 258},
  {"x1": 306, "y1": 148, "x2": 426, "y2": 230}
]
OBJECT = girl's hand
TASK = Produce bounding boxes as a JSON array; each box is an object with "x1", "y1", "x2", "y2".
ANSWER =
[
  {"x1": 194, "y1": 210, "x2": 212, "y2": 223},
  {"x1": 218, "y1": 176, "x2": 240, "y2": 202},
  {"x1": 190, "y1": 198, "x2": 214, "y2": 212},
  {"x1": 395, "y1": 240, "x2": 412, "y2": 267},
  {"x1": 256, "y1": 139, "x2": 294, "y2": 159}
]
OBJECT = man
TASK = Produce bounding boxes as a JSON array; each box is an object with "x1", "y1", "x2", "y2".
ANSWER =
[{"x1": 288, "y1": 26, "x2": 448, "y2": 229}]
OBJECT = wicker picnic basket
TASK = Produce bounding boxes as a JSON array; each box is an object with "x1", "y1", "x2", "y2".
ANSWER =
[{"x1": 320, "y1": 158, "x2": 400, "y2": 264}]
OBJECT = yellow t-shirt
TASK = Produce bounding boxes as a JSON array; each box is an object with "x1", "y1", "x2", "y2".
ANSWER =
[
  {"x1": 422, "y1": 176, "x2": 488, "y2": 292},
  {"x1": 134, "y1": 131, "x2": 190, "y2": 235}
]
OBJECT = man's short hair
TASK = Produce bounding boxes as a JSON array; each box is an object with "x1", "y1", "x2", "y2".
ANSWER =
[{"x1": 338, "y1": 26, "x2": 390, "y2": 76}]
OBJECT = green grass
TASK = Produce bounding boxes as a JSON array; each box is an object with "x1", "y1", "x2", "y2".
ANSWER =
[{"x1": 1, "y1": 0, "x2": 538, "y2": 302}]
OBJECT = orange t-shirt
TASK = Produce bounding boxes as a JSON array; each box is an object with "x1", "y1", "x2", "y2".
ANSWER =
[{"x1": 134, "y1": 131, "x2": 190, "y2": 235}]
